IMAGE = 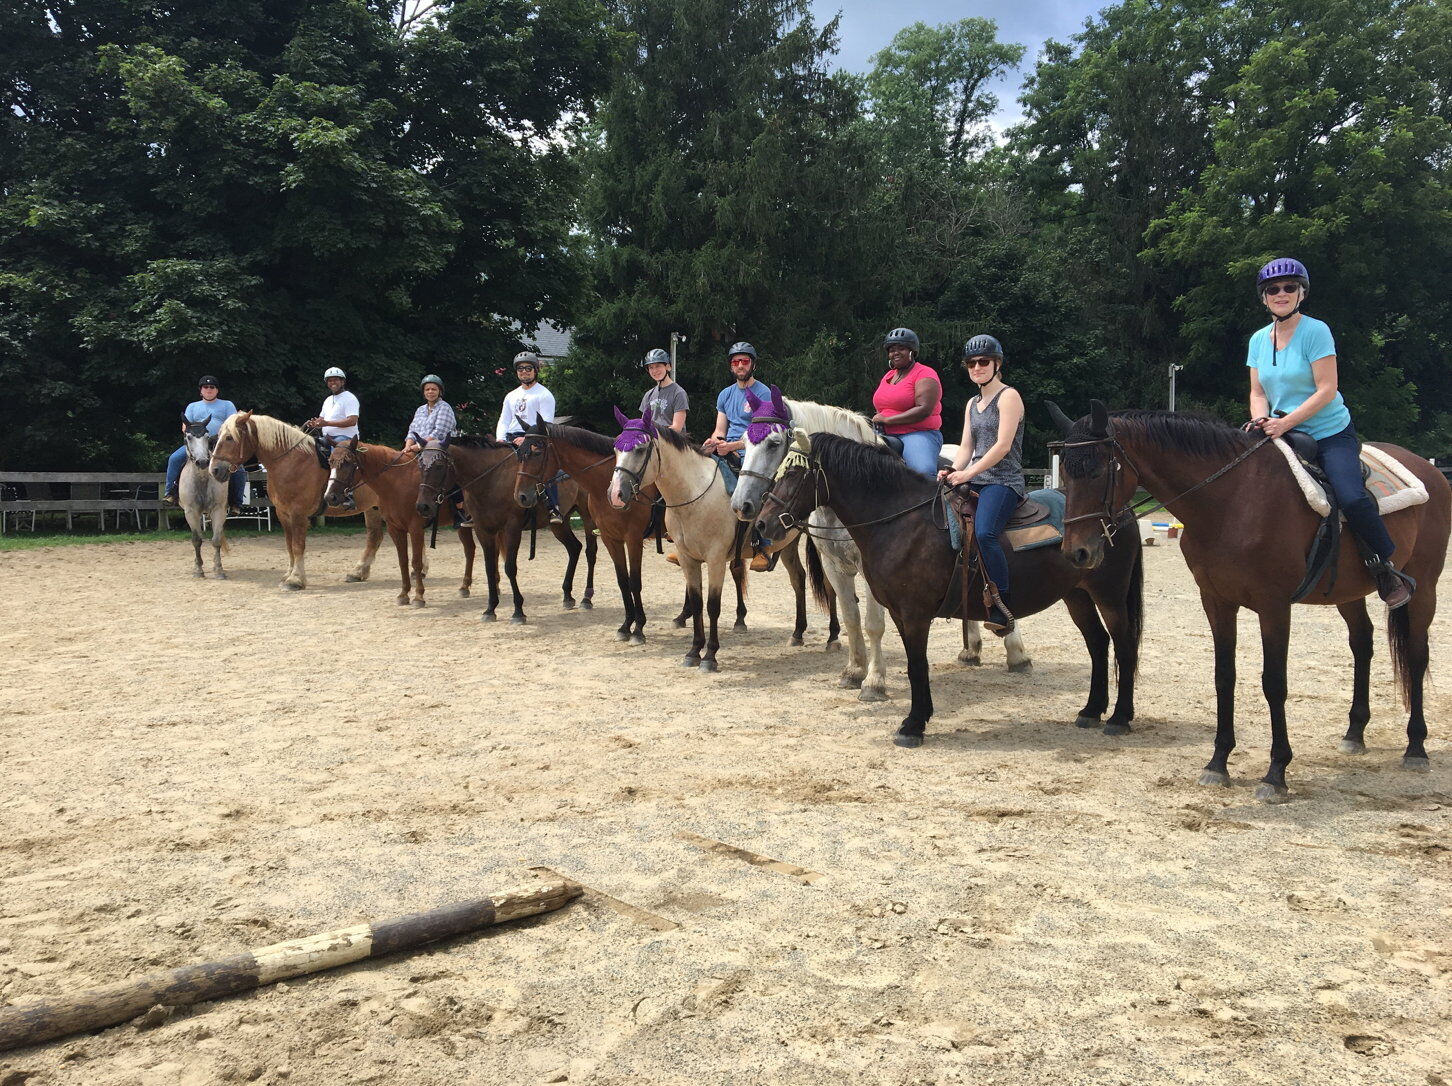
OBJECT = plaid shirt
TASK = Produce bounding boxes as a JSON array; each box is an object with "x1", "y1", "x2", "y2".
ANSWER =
[{"x1": 407, "y1": 401, "x2": 457, "y2": 445}]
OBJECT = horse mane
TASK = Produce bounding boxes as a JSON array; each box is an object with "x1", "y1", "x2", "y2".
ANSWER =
[
  {"x1": 546, "y1": 422, "x2": 613, "y2": 457},
  {"x1": 654, "y1": 423, "x2": 708, "y2": 457},
  {"x1": 1064, "y1": 409, "x2": 1251, "y2": 478},
  {"x1": 220, "y1": 412, "x2": 312, "y2": 453},
  {"x1": 450, "y1": 434, "x2": 508, "y2": 449},
  {"x1": 784, "y1": 399, "x2": 881, "y2": 444},
  {"x1": 810, "y1": 432, "x2": 934, "y2": 496}
]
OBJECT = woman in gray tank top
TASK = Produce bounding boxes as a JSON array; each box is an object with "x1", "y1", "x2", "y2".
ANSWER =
[{"x1": 938, "y1": 334, "x2": 1025, "y2": 634}]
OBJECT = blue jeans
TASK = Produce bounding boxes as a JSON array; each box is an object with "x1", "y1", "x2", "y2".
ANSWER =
[
  {"x1": 1316, "y1": 423, "x2": 1395, "y2": 559},
  {"x1": 166, "y1": 446, "x2": 245, "y2": 506},
  {"x1": 974, "y1": 483, "x2": 1019, "y2": 595},
  {"x1": 896, "y1": 429, "x2": 944, "y2": 479}
]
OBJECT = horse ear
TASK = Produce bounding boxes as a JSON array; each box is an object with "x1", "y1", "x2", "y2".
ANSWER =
[
  {"x1": 1089, "y1": 400, "x2": 1111, "y2": 438},
  {"x1": 791, "y1": 428, "x2": 812, "y2": 455},
  {"x1": 770, "y1": 384, "x2": 787, "y2": 420},
  {"x1": 612, "y1": 405, "x2": 630, "y2": 430},
  {"x1": 1045, "y1": 401, "x2": 1075, "y2": 437},
  {"x1": 744, "y1": 389, "x2": 762, "y2": 413},
  {"x1": 643, "y1": 412, "x2": 658, "y2": 436}
]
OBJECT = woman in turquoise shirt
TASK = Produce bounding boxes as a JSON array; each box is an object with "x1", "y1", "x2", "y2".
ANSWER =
[{"x1": 1246, "y1": 257, "x2": 1414, "y2": 608}]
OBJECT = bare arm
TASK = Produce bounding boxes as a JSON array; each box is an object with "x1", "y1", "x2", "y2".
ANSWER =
[
  {"x1": 1248, "y1": 368, "x2": 1270, "y2": 422},
  {"x1": 702, "y1": 410, "x2": 730, "y2": 452},
  {"x1": 872, "y1": 377, "x2": 941, "y2": 428},
  {"x1": 946, "y1": 390, "x2": 1023, "y2": 484},
  {"x1": 670, "y1": 409, "x2": 687, "y2": 432}
]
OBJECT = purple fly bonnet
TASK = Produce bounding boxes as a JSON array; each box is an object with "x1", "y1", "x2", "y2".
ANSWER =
[
  {"x1": 612, "y1": 406, "x2": 657, "y2": 452},
  {"x1": 744, "y1": 384, "x2": 791, "y2": 444}
]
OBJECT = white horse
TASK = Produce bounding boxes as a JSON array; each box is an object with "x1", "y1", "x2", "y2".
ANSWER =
[
  {"x1": 179, "y1": 421, "x2": 230, "y2": 579},
  {"x1": 608, "y1": 410, "x2": 750, "y2": 672},
  {"x1": 730, "y1": 387, "x2": 1030, "y2": 701}
]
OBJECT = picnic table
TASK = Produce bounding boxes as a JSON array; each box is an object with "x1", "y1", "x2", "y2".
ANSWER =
[{"x1": 0, "y1": 470, "x2": 272, "y2": 533}]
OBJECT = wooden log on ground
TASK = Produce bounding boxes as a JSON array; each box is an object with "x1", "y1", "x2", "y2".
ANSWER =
[{"x1": 0, "y1": 879, "x2": 579, "y2": 1053}]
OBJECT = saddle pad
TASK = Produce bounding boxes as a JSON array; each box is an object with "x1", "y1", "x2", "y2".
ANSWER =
[
  {"x1": 1273, "y1": 439, "x2": 1428, "y2": 517},
  {"x1": 1006, "y1": 488, "x2": 1065, "y2": 552}
]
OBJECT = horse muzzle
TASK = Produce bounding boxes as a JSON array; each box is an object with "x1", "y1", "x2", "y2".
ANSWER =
[
  {"x1": 208, "y1": 462, "x2": 231, "y2": 484},
  {"x1": 517, "y1": 487, "x2": 538, "y2": 509},
  {"x1": 1067, "y1": 536, "x2": 1105, "y2": 570}
]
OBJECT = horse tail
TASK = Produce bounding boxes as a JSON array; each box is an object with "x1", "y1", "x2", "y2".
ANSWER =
[
  {"x1": 1387, "y1": 601, "x2": 1413, "y2": 708},
  {"x1": 805, "y1": 536, "x2": 831, "y2": 610},
  {"x1": 1126, "y1": 533, "x2": 1144, "y2": 674}
]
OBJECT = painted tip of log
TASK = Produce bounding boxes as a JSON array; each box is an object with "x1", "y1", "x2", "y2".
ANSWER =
[{"x1": 492, "y1": 880, "x2": 582, "y2": 923}]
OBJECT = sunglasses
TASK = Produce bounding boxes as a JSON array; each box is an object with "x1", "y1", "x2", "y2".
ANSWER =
[
  {"x1": 964, "y1": 357, "x2": 996, "y2": 368},
  {"x1": 1262, "y1": 283, "x2": 1301, "y2": 296}
]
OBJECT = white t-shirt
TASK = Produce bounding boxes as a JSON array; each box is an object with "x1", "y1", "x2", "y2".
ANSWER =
[
  {"x1": 496, "y1": 384, "x2": 556, "y2": 440},
  {"x1": 320, "y1": 390, "x2": 360, "y2": 439}
]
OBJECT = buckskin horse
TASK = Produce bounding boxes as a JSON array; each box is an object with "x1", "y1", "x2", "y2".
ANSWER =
[
  {"x1": 417, "y1": 437, "x2": 596, "y2": 623},
  {"x1": 755, "y1": 431, "x2": 1143, "y2": 747},
  {"x1": 1052, "y1": 400, "x2": 1450, "y2": 803},
  {"x1": 323, "y1": 439, "x2": 475, "y2": 607},
  {"x1": 209, "y1": 412, "x2": 387, "y2": 590}
]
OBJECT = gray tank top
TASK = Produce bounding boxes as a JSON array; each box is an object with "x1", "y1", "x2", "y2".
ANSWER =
[{"x1": 968, "y1": 387, "x2": 1025, "y2": 497}]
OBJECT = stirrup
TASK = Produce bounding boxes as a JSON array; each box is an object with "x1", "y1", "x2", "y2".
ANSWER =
[
  {"x1": 982, "y1": 584, "x2": 1015, "y2": 636},
  {"x1": 1367, "y1": 557, "x2": 1415, "y2": 610}
]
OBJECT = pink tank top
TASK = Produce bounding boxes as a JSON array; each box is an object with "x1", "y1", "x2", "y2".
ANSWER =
[{"x1": 872, "y1": 362, "x2": 942, "y2": 435}]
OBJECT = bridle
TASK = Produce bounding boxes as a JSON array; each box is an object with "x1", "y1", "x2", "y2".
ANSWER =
[
  {"x1": 757, "y1": 455, "x2": 824, "y2": 537},
  {"x1": 328, "y1": 442, "x2": 416, "y2": 504},
  {"x1": 612, "y1": 432, "x2": 718, "y2": 509},
  {"x1": 513, "y1": 432, "x2": 578, "y2": 496},
  {"x1": 737, "y1": 410, "x2": 793, "y2": 487}
]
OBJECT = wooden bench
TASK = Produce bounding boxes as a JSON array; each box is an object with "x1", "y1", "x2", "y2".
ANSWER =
[{"x1": 1, "y1": 471, "x2": 271, "y2": 533}]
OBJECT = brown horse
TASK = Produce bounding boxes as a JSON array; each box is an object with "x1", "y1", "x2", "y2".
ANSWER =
[
  {"x1": 755, "y1": 432, "x2": 1143, "y2": 747},
  {"x1": 1053, "y1": 401, "x2": 1450, "y2": 802},
  {"x1": 323, "y1": 439, "x2": 476, "y2": 607},
  {"x1": 209, "y1": 412, "x2": 387, "y2": 590},
  {"x1": 417, "y1": 437, "x2": 596, "y2": 623}
]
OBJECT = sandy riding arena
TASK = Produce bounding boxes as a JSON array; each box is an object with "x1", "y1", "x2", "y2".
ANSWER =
[{"x1": 1, "y1": 530, "x2": 1448, "y2": 1085}]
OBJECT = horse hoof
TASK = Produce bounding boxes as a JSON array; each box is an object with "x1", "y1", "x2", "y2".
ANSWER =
[
  {"x1": 824, "y1": 640, "x2": 843, "y2": 654},
  {"x1": 700, "y1": 659, "x2": 719, "y2": 673},
  {"x1": 1074, "y1": 715, "x2": 1100, "y2": 729},
  {"x1": 563, "y1": 598, "x2": 576, "y2": 610},
  {"x1": 482, "y1": 613, "x2": 497, "y2": 623},
  {"x1": 858, "y1": 687, "x2": 888, "y2": 704},
  {"x1": 458, "y1": 588, "x2": 469, "y2": 598},
  {"x1": 1254, "y1": 783, "x2": 1290, "y2": 805},
  {"x1": 510, "y1": 615, "x2": 526, "y2": 625},
  {"x1": 682, "y1": 656, "x2": 701, "y2": 668},
  {"x1": 893, "y1": 731, "x2": 924, "y2": 749},
  {"x1": 1338, "y1": 739, "x2": 1367, "y2": 755},
  {"x1": 397, "y1": 596, "x2": 410, "y2": 606},
  {"x1": 790, "y1": 636, "x2": 804, "y2": 647},
  {"x1": 1102, "y1": 722, "x2": 1131, "y2": 736},
  {"x1": 412, "y1": 599, "x2": 426, "y2": 609},
  {"x1": 630, "y1": 633, "x2": 646, "y2": 646},
  {"x1": 193, "y1": 571, "x2": 204, "y2": 579},
  {"x1": 616, "y1": 630, "x2": 630, "y2": 642},
  {"x1": 673, "y1": 618, "x2": 687, "y2": 629},
  {"x1": 957, "y1": 652, "x2": 981, "y2": 666},
  {"x1": 344, "y1": 574, "x2": 362, "y2": 583},
  {"x1": 1197, "y1": 769, "x2": 1230, "y2": 787},
  {"x1": 1007, "y1": 659, "x2": 1034, "y2": 674},
  {"x1": 837, "y1": 674, "x2": 863, "y2": 690},
  {"x1": 1402, "y1": 756, "x2": 1431, "y2": 773},
  {"x1": 581, "y1": 599, "x2": 593, "y2": 610},
  {"x1": 214, "y1": 572, "x2": 227, "y2": 581},
  {"x1": 734, "y1": 620, "x2": 747, "y2": 631},
  {"x1": 281, "y1": 582, "x2": 303, "y2": 592}
]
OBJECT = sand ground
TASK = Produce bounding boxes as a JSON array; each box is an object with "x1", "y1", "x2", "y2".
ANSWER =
[{"x1": 0, "y1": 526, "x2": 1448, "y2": 1086}]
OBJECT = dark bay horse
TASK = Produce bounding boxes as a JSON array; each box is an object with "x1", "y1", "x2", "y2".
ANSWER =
[
  {"x1": 1054, "y1": 401, "x2": 1450, "y2": 802},
  {"x1": 756, "y1": 432, "x2": 1143, "y2": 747},
  {"x1": 417, "y1": 437, "x2": 596, "y2": 623},
  {"x1": 323, "y1": 439, "x2": 475, "y2": 607}
]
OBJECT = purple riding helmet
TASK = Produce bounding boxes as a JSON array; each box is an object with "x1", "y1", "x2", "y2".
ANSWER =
[{"x1": 1256, "y1": 257, "x2": 1309, "y2": 294}]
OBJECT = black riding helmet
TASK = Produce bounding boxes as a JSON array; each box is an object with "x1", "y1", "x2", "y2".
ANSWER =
[{"x1": 884, "y1": 328, "x2": 920, "y2": 355}]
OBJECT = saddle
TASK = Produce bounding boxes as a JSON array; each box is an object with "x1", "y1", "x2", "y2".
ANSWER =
[
  {"x1": 312, "y1": 435, "x2": 334, "y2": 471},
  {"x1": 944, "y1": 488, "x2": 1064, "y2": 554}
]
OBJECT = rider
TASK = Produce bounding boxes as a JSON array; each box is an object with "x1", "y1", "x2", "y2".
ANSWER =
[
  {"x1": 871, "y1": 327, "x2": 943, "y2": 478},
  {"x1": 163, "y1": 376, "x2": 245, "y2": 514},
  {"x1": 939, "y1": 334, "x2": 1025, "y2": 635},
  {"x1": 638, "y1": 348, "x2": 688, "y2": 432},
  {"x1": 497, "y1": 351, "x2": 561, "y2": 522},
  {"x1": 306, "y1": 367, "x2": 360, "y2": 445},
  {"x1": 703, "y1": 341, "x2": 774, "y2": 571},
  {"x1": 404, "y1": 374, "x2": 469, "y2": 526},
  {"x1": 1245, "y1": 257, "x2": 1414, "y2": 608}
]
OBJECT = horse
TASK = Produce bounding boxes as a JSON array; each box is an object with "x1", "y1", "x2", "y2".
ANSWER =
[
  {"x1": 1052, "y1": 400, "x2": 1450, "y2": 802},
  {"x1": 755, "y1": 431, "x2": 1143, "y2": 747},
  {"x1": 608, "y1": 411, "x2": 764, "y2": 672},
  {"x1": 209, "y1": 412, "x2": 387, "y2": 590},
  {"x1": 179, "y1": 421, "x2": 229, "y2": 579},
  {"x1": 416, "y1": 437, "x2": 596, "y2": 623},
  {"x1": 323, "y1": 439, "x2": 476, "y2": 607},
  {"x1": 515, "y1": 419, "x2": 830, "y2": 648},
  {"x1": 730, "y1": 387, "x2": 1030, "y2": 701}
]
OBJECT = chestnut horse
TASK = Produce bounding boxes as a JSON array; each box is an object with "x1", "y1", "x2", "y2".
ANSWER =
[
  {"x1": 209, "y1": 412, "x2": 386, "y2": 590},
  {"x1": 1053, "y1": 401, "x2": 1450, "y2": 802},
  {"x1": 417, "y1": 437, "x2": 596, "y2": 623},
  {"x1": 755, "y1": 432, "x2": 1143, "y2": 747},
  {"x1": 323, "y1": 439, "x2": 475, "y2": 607}
]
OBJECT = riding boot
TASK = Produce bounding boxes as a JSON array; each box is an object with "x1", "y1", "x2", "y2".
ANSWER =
[
  {"x1": 984, "y1": 588, "x2": 1015, "y2": 637},
  {"x1": 162, "y1": 486, "x2": 179, "y2": 507},
  {"x1": 750, "y1": 530, "x2": 776, "y2": 573},
  {"x1": 1365, "y1": 555, "x2": 1415, "y2": 610}
]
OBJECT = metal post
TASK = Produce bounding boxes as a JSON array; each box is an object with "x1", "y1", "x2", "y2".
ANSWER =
[
  {"x1": 670, "y1": 332, "x2": 686, "y2": 384},
  {"x1": 1168, "y1": 364, "x2": 1184, "y2": 411}
]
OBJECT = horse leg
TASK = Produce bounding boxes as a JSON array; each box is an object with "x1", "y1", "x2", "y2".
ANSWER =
[
  {"x1": 410, "y1": 525, "x2": 427, "y2": 607},
  {"x1": 457, "y1": 526, "x2": 475, "y2": 597},
  {"x1": 781, "y1": 539, "x2": 808, "y2": 646},
  {"x1": 604, "y1": 536, "x2": 633, "y2": 641},
  {"x1": 504, "y1": 525, "x2": 526, "y2": 624},
  {"x1": 674, "y1": 591, "x2": 690, "y2": 628},
  {"x1": 892, "y1": 616, "x2": 934, "y2": 748},
  {"x1": 1255, "y1": 605, "x2": 1294, "y2": 803},
  {"x1": 211, "y1": 503, "x2": 227, "y2": 580},
  {"x1": 830, "y1": 563, "x2": 866, "y2": 689},
  {"x1": 680, "y1": 556, "x2": 705, "y2": 667},
  {"x1": 959, "y1": 620, "x2": 982, "y2": 665},
  {"x1": 385, "y1": 525, "x2": 409, "y2": 605},
  {"x1": 1003, "y1": 626, "x2": 1032, "y2": 672},
  {"x1": 628, "y1": 539, "x2": 647, "y2": 644},
  {"x1": 188, "y1": 512, "x2": 205, "y2": 577},
  {"x1": 1395, "y1": 584, "x2": 1435, "y2": 770},
  {"x1": 551, "y1": 519, "x2": 582, "y2": 608},
  {"x1": 1198, "y1": 591, "x2": 1240, "y2": 786},
  {"x1": 825, "y1": 577, "x2": 841, "y2": 650},
  {"x1": 859, "y1": 587, "x2": 888, "y2": 703},
  {"x1": 731, "y1": 559, "x2": 748, "y2": 631},
  {"x1": 347, "y1": 506, "x2": 386, "y2": 582},
  {"x1": 1336, "y1": 598, "x2": 1373, "y2": 754},
  {"x1": 1063, "y1": 589, "x2": 1111, "y2": 729},
  {"x1": 702, "y1": 558, "x2": 728, "y2": 672},
  {"x1": 581, "y1": 518, "x2": 597, "y2": 610},
  {"x1": 481, "y1": 536, "x2": 502, "y2": 622},
  {"x1": 281, "y1": 512, "x2": 308, "y2": 590}
]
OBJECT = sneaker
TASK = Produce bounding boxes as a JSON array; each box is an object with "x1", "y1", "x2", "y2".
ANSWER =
[
  {"x1": 227, "y1": 505, "x2": 243, "y2": 517},
  {"x1": 666, "y1": 552, "x2": 679, "y2": 566},
  {"x1": 750, "y1": 553, "x2": 771, "y2": 573},
  {"x1": 456, "y1": 515, "x2": 473, "y2": 528},
  {"x1": 161, "y1": 490, "x2": 179, "y2": 507},
  {"x1": 549, "y1": 509, "x2": 564, "y2": 525}
]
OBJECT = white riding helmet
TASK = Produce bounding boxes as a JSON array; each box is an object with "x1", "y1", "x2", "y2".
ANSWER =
[{"x1": 324, "y1": 366, "x2": 346, "y2": 379}]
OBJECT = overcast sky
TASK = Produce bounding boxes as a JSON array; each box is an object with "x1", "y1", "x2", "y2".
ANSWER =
[{"x1": 809, "y1": 0, "x2": 1107, "y2": 128}]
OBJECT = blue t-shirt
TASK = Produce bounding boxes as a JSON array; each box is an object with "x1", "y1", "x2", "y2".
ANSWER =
[
  {"x1": 184, "y1": 398, "x2": 238, "y2": 436},
  {"x1": 715, "y1": 380, "x2": 769, "y2": 441},
  {"x1": 1245, "y1": 315, "x2": 1350, "y2": 440}
]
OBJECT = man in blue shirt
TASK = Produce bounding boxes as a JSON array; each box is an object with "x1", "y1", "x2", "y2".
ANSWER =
[
  {"x1": 702, "y1": 341, "x2": 777, "y2": 571},
  {"x1": 164, "y1": 376, "x2": 244, "y2": 513}
]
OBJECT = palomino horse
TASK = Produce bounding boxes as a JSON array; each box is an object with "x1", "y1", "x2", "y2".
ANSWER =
[
  {"x1": 608, "y1": 412, "x2": 757, "y2": 672},
  {"x1": 730, "y1": 387, "x2": 1030, "y2": 701},
  {"x1": 209, "y1": 412, "x2": 386, "y2": 590},
  {"x1": 515, "y1": 419, "x2": 829, "y2": 648},
  {"x1": 417, "y1": 437, "x2": 596, "y2": 623},
  {"x1": 1053, "y1": 401, "x2": 1450, "y2": 802},
  {"x1": 180, "y1": 421, "x2": 229, "y2": 579},
  {"x1": 323, "y1": 439, "x2": 476, "y2": 607},
  {"x1": 756, "y1": 432, "x2": 1143, "y2": 747}
]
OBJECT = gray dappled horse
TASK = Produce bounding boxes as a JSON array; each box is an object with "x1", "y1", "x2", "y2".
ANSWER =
[{"x1": 180, "y1": 421, "x2": 229, "y2": 579}]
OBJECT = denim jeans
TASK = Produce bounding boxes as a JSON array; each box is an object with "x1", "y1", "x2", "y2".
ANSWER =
[
  {"x1": 166, "y1": 445, "x2": 245, "y2": 506},
  {"x1": 896, "y1": 429, "x2": 944, "y2": 479},
  {"x1": 974, "y1": 483, "x2": 1019, "y2": 594},
  {"x1": 1316, "y1": 423, "x2": 1395, "y2": 559}
]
